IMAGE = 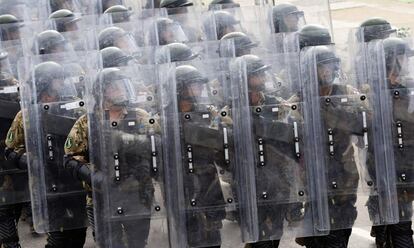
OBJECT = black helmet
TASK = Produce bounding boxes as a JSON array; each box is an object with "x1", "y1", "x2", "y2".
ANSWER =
[
  {"x1": 32, "y1": 61, "x2": 64, "y2": 99},
  {"x1": 49, "y1": 9, "x2": 81, "y2": 32},
  {"x1": 298, "y1": 24, "x2": 332, "y2": 50},
  {"x1": 100, "y1": 46, "x2": 133, "y2": 68},
  {"x1": 0, "y1": 14, "x2": 22, "y2": 41},
  {"x1": 208, "y1": 0, "x2": 240, "y2": 10},
  {"x1": 96, "y1": 67, "x2": 133, "y2": 107},
  {"x1": 98, "y1": 26, "x2": 127, "y2": 50},
  {"x1": 175, "y1": 65, "x2": 208, "y2": 93},
  {"x1": 242, "y1": 54, "x2": 271, "y2": 77},
  {"x1": 160, "y1": 0, "x2": 193, "y2": 8},
  {"x1": 359, "y1": 17, "x2": 395, "y2": 43},
  {"x1": 383, "y1": 37, "x2": 414, "y2": 75},
  {"x1": 272, "y1": 3, "x2": 304, "y2": 33},
  {"x1": 311, "y1": 46, "x2": 340, "y2": 86},
  {"x1": 103, "y1": 5, "x2": 131, "y2": 23},
  {"x1": 34, "y1": 30, "x2": 70, "y2": 55},
  {"x1": 213, "y1": 11, "x2": 240, "y2": 40},
  {"x1": 157, "y1": 42, "x2": 198, "y2": 63},
  {"x1": 219, "y1": 31, "x2": 257, "y2": 57}
]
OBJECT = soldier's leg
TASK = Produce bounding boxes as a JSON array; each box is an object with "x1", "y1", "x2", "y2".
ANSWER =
[
  {"x1": 85, "y1": 195, "x2": 95, "y2": 239},
  {"x1": 124, "y1": 218, "x2": 151, "y2": 248},
  {"x1": 298, "y1": 228, "x2": 352, "y2": 248},
  {"x1": 371, "y1": 225, "x2": 388, "y2": 248},
  {"x1": 0, "y1": 204, "x2": 23, "y2": 248},
  {"x1": 45, "y1": 227, "x2": 87, "y2": 248},
  {"x1": 388, "y1": 222, "x2": 414, "y2": 248}
]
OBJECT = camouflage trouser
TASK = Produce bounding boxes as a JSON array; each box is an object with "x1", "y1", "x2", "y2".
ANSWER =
[{"x1": 0, "y1": 203, "x2": 23, "y2": 248}]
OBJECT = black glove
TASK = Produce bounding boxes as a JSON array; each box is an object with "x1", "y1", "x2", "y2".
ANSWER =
[
  {"x1": 63, "y1": 155, "x2": 91, "y2": 185},
  {"x1": 3, "y1": 147, "x2": 27, "y2": 170}
]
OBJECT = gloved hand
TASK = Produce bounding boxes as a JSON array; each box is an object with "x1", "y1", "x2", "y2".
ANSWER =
[{"x1": 63, "y1": 155, "x2": 92, "y2": 185}]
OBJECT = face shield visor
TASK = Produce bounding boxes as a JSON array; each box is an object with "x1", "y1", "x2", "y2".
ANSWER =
[
  {"x1": 317, "y1": 59, "x2": 341, "y2": 87},
  {"x1": 103, "y1": 78, "x2": 136, "y2": 107},
  {"x1": 280, "y1": 11, "x2": 305, "y2": 33},
  {"x1": 159, "y1": 21, "x2": 188, "y2": 45}
]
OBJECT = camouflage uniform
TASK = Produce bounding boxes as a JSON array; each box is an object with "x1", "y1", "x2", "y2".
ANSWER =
[{"x1": 65, "y1": 107, "x2": 160, "y2": 247}]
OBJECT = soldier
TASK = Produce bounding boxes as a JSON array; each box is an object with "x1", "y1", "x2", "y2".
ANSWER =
[
  {"x1": 98, "y1": 26, "x2": 139, "y2": 54},
  {"x1": 100, "y1": 46, "x2": 134, "y2": 68},
  {"x1": 174, "y1": 64, "x2": 228, "y2": 248},
  {"x1": 100, "y1": 0, "x2": 124, "y2": 12},
  {"x1": 297, "y1": 45, "x2": 371, "y2": 247},
  {"x1": 359, "y1": 17, "x2": 396, "y2": 43},
  {"x1": 103, "y1": 5, "x2": 131, "y2": 24},
  {"x1": 272, "y1": 3, "x2": 304, "y2": 34},
  {"x1": 49, "y1": 9, "x2": 81, "y2": 33},
  {"x1": 0, "y1": 51, "x2": 25, "y2": 248},
  {"x1": 0, "y1": 14, "x2": 22, "y2": 42},
  {"x1": 153, "y1": 17, "x2": 188, "y2": 45},
  {"x1": 155, "y1": 42, "x2": 198, "y2": 64},
  {"x1": 32, "y1": 30, "x2": 75, "y2": 55},
  {"x1": 160, "y1": 0, "x2": 193, "y2": 15},
  {"x1": 205, "y1": 10, "x2": 241, "y2": 40},
  {"x1": 6, "y1": 61, "x2": 88, "y2": 248},
  {"x1": 47, "y1": 0, "x2": 82, "y2": 14},
  {"x1": 373, "y1": 37, "x2": 414, "y2": 248},
  {"x1": 64, "y1": 68, "x2": 159, "y2": 247},
  {"x1": 219, "y1": 31, "x2": 258, "y2": 57},
  {"x1": 298, "y1": 24, "x2": 332, "y2": 50}
]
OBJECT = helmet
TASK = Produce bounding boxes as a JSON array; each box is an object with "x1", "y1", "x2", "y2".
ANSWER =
[
  {"x1": 160, "y1": 0, "x2": 193, "y2": 8},
  {"x1": 312, "y1": 46, "x2": 340, "y2": 86},
  {"x1": 34, "y1": 30, "x2": 70, "y2": 55},
  {"x1": 272, "y1": 3, "x2": 304, "y2": 33},
  {"x1": 98, "y1": 26, "x2": 127, "y2": 49},
  {"x1": 96, "y1": 67, "x2": 134, "y2": 107},
  {"x1": 208, "y1": 0, "x2": 240, "y2": 10},
  {"x1": 100, "y1": 46, "x2": 133, "y2": 68},
  {"x1": 213, "y1": 11, "x2": 240, "y2": 40},
  {"x1": 0, "y1": 14, "x2": 22, "y2": 41},
  {"x1": 156, "y1": 17, "x2": 188, "y2": 45},
  {"x1": 176, "y1": 65, "x2": 208, "y2": 93},
  {"x1": 49, "y1": 9, "x2": 81, "y2": 32},
  {"x1": 298, "y1": 24, "x2": 332, "y2": 50},
  {"x1": 242, "y1": 54, "x2": 271, "y2": 76},
  {"x1": 219, "y1": 31, "x2": 257, "y2": 57},
  {"x1": 359, "y1": 17, "x2": 395, "y2": 42},
  {"x1": 383, "y1": 37, "x2": 414, "y2": 76},
  {"x1": 103, "y1": 5, "x2": 131, "y2": 23},
  {"x1": 32, "y1": 61, "x2": 65, "y2": 100},
  {"x1": 158, "y1": 42, "x2": 198, "y2": 63}
]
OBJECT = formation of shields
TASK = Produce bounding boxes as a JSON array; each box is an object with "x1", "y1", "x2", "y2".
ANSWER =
[{"x1": 0, "y1": 0, "x2": 413, "y2": 247}]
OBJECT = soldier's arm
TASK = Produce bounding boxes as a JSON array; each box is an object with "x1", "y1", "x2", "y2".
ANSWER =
[
  {"x1": 4, "y1": 111, "x2": 28, "y2": 170},
  {"x1": 63, "y1": 114, "x2": 93, "y2": 185}
]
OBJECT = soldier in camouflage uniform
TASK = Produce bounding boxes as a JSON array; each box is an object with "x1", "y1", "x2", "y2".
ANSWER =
[
  {"x1": 6, "y1": 61, "x2": 87, "y2": 248},
  {"x1": 64, "y1": 68, "x2": 159, "y2": 247},
  {"x1": 1, "y1": 51, "x2": 24, "y2": 248},
  {"x1": 298, "y1": 46, "x2": 368, "y2": 248}
]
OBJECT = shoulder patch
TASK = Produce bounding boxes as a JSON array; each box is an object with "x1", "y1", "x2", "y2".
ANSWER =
[{"x1": 65, "y1": 137, "x2": 73, "y2": 149}]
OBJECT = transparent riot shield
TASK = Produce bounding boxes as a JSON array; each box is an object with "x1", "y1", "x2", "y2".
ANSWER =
[
  {"x1": 144, "y1": 16, "x2": 190, "y2": 46},
  {"x1": 18, "y1": 52, "x2": 100, "y2": 232},
  {"x1": 300, "y1": 44, "x2": 398, "y2": 231},
  {"x1": 367, "y1": 37, "x2": 414, "y2": 223},
  {"x1": 166, "y1": 6, "x2": 206, "y2": 43},
  {"x1": 229, "y1": 53, "x2": 328, "y2": 242},
  {"x1": 0, "y1": 21, "x2": 24, "y2": 44},
  {"x1": 0, "y1": 51, "x2": 30, "y2": 206},
  {"x1": 37, "y1": 0, "x2": 100, "y2": 20},
  {"x1": 202, "y1": 8, "x2": 247, "y2": 41},
  {"x1": 0, "y1": 0, "x2": 29, "y2": 22},
  {"x1": 0, "y1": 39, "x2": 24, "y2": 78},
  {"x1": 86, "y1": 64, "x2": 173, "y2": 248},
  {"x1": 160, "y1": 58, "x2": 257, "y2": 247}
]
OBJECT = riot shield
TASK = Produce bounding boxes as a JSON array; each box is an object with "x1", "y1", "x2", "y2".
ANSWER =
[
  {"x1": 0, "y1": 0, "x2": 29, "y2": 22},
  {"x1": 0, "y1": 51, "x2": 30, "y2": 206},
  {"x1": 300, "y1": 44, "x2": 398, "y2": 231},
  {"x1": 18, "y1": 52, "x2": 99, "y2": 232},
  {"x1": 37, "y1": 0, "x2": 100, "y2": 20},
  {"x1": 86, "y1": 64, "x2": 173, "y2": 247},
  {"x1": 0, "y1": 19, "x2": 23, "y2": 43},
  {"x1": 166, "y1": 6, "x2": 206, "y2": 43},
  {"x1": 367, "y1": 37, "x2": 414, "y2": 223},
  {"x1": 229, "y1": 53, "x2": 328, "y2": 242},
  {"x1": 160, "y1": 58, "x2": 257, "y2": 247}
]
